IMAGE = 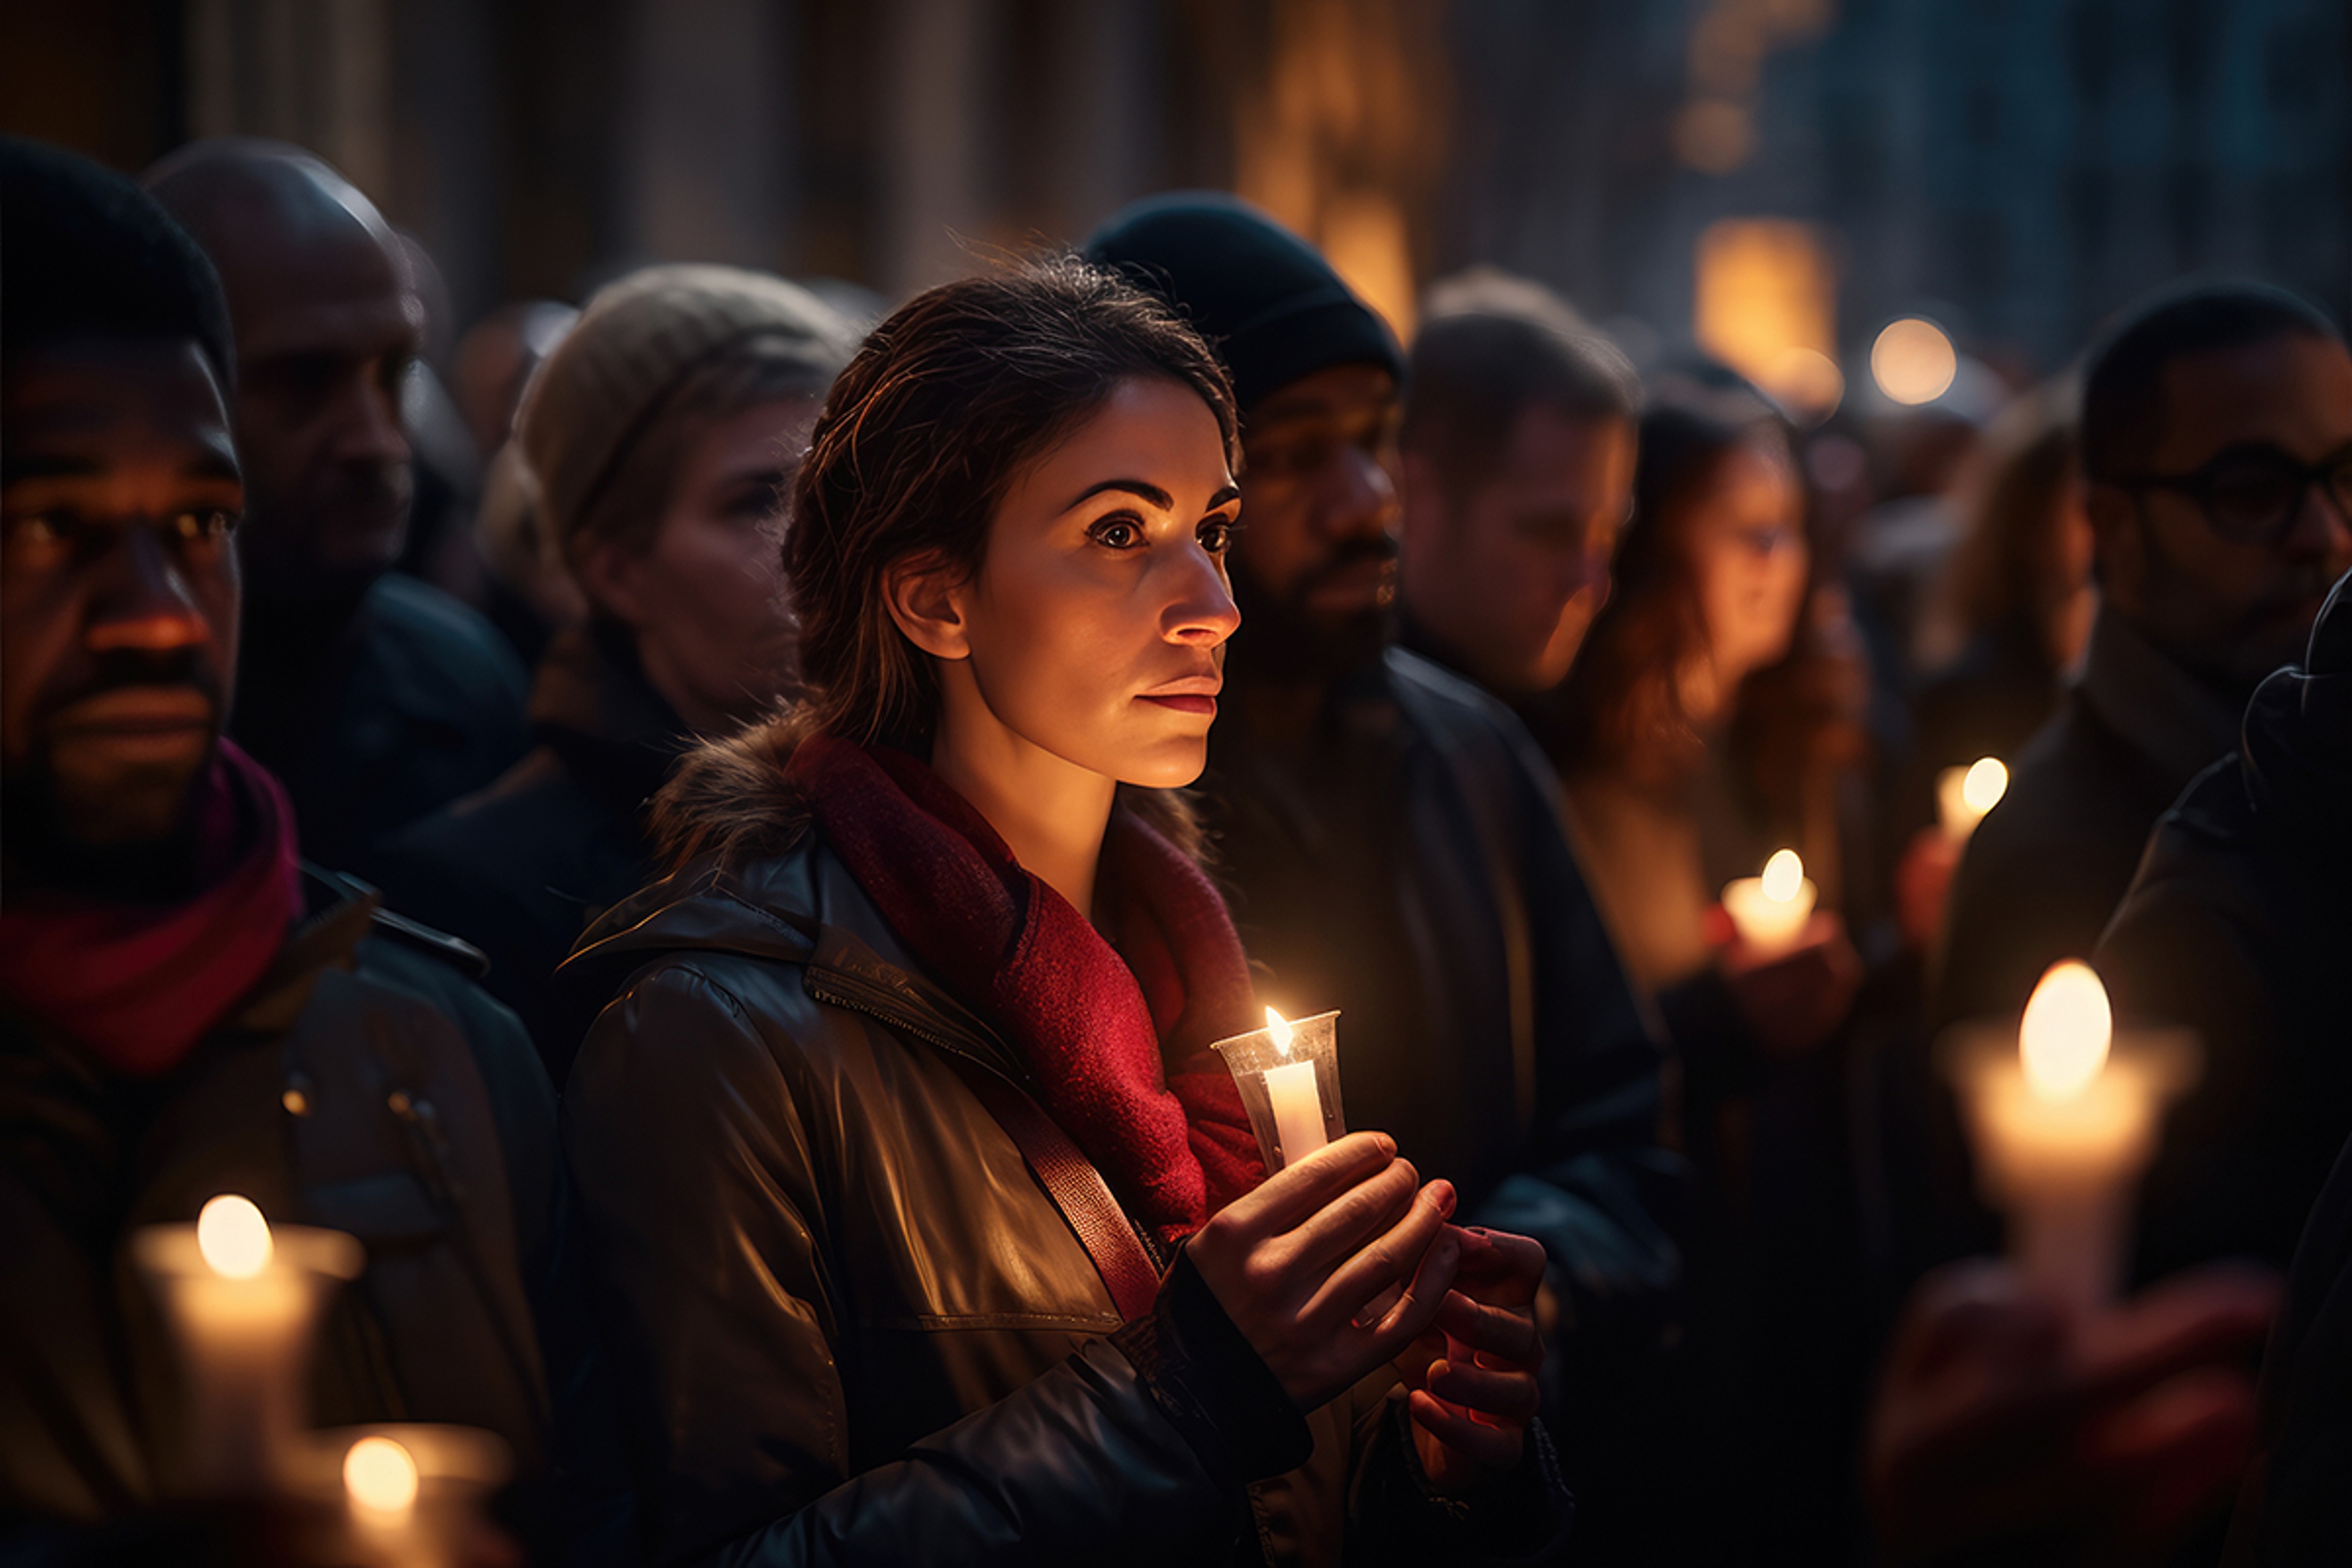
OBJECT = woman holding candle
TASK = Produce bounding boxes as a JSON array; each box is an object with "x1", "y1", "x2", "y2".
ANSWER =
[
  {"x1": 1536, "y1": 382, "x2": 1866, "y2": 1057},
  {"x1": 561, "y1": 259, "x2": 1559, "y2": 1564},
  {"x1": 1529, "y1": 377, "x2": 1870, "y2": 1557}
]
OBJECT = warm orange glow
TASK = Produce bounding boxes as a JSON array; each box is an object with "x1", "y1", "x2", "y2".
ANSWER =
[
  {"x1": 1760, "y1": 849, "x2": 1805, "y2": 903},
  {"x1": 2020, "y1": 961, "x2": 2113, "y2": 1103},
  {"x1": 1694, "y1": 220, "x2": 1840, "y2": 413}
]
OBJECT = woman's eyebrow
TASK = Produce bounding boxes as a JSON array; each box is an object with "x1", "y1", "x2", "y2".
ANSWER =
[
  {"x1": 1064, "y1": 477, "x2": 1172, "y2": 512},
  {"x1": 1205, "y1": 484, "x2": 1241, "y2": 511}
]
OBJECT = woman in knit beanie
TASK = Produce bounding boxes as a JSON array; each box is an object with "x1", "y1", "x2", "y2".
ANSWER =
[{"x1": 380, "y1": 263, "x2": 862, "y2": 1078}]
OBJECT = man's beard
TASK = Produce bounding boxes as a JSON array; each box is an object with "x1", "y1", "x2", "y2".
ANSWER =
[
  {"x1": 1227, "y1": 538, "x2": 1399, "y2": 687},
  {"x1": 3, "y1": 647, "x2": 224, "y2": 900}
]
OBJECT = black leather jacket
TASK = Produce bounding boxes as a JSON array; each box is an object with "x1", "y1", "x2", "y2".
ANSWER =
[
  {"x1": 560, "y1": 810, "x2": 1567, "y2": 1567},
  {"x1": 1, "y1": 867, "x2": 618, "y2": 1558}
]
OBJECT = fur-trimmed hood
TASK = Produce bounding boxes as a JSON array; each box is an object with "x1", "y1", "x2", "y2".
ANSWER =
[{"x1": 646, "y1": 710, "x2": 815, "y2": 874}]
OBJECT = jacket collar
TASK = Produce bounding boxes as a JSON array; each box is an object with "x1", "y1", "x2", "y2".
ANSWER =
[
  {"x1": 2073, "y1": 609, "x2": 2245, "y2": 786},
  {"x1": 560, "y1": 839, "x2": 1028, "y2": 1084}
]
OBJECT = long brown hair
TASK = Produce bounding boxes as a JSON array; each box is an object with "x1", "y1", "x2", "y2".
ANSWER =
[
  {"x1": 1543, "y1": 385, "x2": 1796, "y2": 778},
  {"x1": 658, "y1": 257, "x2": 1239, "y2": 870}
]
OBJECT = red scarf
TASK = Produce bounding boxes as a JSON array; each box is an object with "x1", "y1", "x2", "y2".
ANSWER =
[
  {"x1": 790, "y1": 737, "x2": 1265, "y2": 1246},
  {"x1": 0, "y1": 742, "x2": 303, "y2": 1077}
]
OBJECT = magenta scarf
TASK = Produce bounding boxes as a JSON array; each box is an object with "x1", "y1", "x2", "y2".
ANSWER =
[
  {"x1": 0, "y1": 742, "x2": 302, "y2": 1076},
  {"x1": 788, "y1": 737, "x2": 1265, "y2": 1246}
]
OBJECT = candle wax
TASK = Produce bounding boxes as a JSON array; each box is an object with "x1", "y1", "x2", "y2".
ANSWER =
[
  {"x1": 1959, "y1": 1058, "x2": 2165, "y2": 1316},
  {"x1": 1264, "y1": 1058, "x2": 1327, "y2": 1165}
]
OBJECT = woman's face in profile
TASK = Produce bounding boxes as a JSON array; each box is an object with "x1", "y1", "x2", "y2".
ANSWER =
[
  {"x1": 954, "y1": 375, "x2": 1242, "y2": 788},
  {"x1": 1685, "y1": 436, "x2": 1809, "y2": 685}
]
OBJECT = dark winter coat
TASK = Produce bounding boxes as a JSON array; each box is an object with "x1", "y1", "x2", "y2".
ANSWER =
[
  {"x1": 232, "y1": 573, "x2": 530, "y2": 875},
  {"x1": 380, "y1": 619, "x2": 688, "y2": 1080},
  {"x1": 556, "y1": 727, "x2": 1568, "y2": 1567},
  {"x1": 1202, "y1": 649, "x2": 1681, "y2": 1326},
  {"x1": 1933, "y1": 609, "x2": 2245, "y2": 1030},
  {"x1": 0, "y1": 866, "x2": 617, "y2": 1555}
]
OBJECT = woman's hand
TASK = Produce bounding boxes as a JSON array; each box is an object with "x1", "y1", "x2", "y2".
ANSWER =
[
  {"x1": 1188, "y1": 1131, "x2": 1463, "y2": 1411},
  {"x1": 1718, "y1": 909, "x2": 1863, "y2": 1057},
  {"x1": 1395, "y1": 1226, "x2": 1547, "y2": 1492}
]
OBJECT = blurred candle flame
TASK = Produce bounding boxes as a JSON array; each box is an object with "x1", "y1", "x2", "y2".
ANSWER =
[
  {"x1": 1760, "y1": 849, "x2": 1804, "y2": 903},
  {"x1": 344, "y1": 1435, "x2": 420, "y2": 1515},
  {"x1": 2021, "y1": 960, "x2": 2113, "y2": 1103},
  {"x1": 196, "y1": 1195, "x2": 273, "y2": 1280},
  {"x1": 1962, "y1": 757, "x2": 2008, "y2": 814}
]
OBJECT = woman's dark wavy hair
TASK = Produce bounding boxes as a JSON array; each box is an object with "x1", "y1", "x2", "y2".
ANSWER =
[{"x1": 656, "y1": 256, "x2": 1238, "y2": 871}]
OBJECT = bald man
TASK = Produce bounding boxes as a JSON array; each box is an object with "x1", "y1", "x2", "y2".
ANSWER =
[{"x1": 146, "y1": 138, "x2": 526, "y2": 872}]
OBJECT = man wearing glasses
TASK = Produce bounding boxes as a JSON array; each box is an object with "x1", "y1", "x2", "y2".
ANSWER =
[{"x1": 1933, "y1": 281, "x2": 2351, "y2": 1041}]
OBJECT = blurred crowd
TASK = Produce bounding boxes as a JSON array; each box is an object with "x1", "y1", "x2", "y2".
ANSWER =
[{"x1": 4, "y1": 127, "x2": 2350, "y2": 1567}]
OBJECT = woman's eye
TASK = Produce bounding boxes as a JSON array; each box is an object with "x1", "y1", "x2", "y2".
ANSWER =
[
  {"x1": 1197, "y1": 518, "x2": 1236, "y2": 555},
  {"x1": 1089, "y1": 516, "x2": 1142, "y2": 549}
]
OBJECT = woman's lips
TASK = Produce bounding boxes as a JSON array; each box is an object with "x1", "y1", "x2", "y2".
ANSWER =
[{"x1": 1140, "y1": 693, "x2": 1217, "y2": 717}]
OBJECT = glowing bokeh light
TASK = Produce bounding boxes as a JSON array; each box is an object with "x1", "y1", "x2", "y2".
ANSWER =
[{"x1": 1871, "y1": 317, "x2": 1958, "y2": 405}]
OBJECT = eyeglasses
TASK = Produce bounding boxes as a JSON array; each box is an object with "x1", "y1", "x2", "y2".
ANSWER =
[{"x1": 2111, "y1": 442, "x2": 2352, "y2": 543}]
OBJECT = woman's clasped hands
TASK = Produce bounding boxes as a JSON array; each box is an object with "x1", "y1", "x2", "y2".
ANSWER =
[{"x1": 1188, "y1": 1132, "x2": 1547, "y2": 1491}]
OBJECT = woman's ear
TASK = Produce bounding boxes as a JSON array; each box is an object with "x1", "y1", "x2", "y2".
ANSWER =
[
  {"x1": 883, "y1": 549, "x2": 974, "y2": 661},
  {"x1": 574, "y1": 537, "x2": 647, "y2": 630}
]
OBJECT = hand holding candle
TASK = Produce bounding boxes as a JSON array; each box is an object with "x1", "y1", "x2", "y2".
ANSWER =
[{"x1": 1722, "y1": 848, "x2": 1818, "y2": 956}]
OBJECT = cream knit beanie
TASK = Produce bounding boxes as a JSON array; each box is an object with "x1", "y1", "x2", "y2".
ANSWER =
[{"x1": 518, "y1": 263, "x2": 861, "y2": 554}]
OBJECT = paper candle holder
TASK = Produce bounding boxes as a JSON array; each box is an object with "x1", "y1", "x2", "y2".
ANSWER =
[
  {"x1": 1939, "y1": 1018, "x2": 2198, "y2": 1316},
  {"x1": 133, "y1": 1214, "x2": 364, "y2": 1494},
  {"x1": 1212, "y1": 1009, "x2": 1345, "y2": 1173}
]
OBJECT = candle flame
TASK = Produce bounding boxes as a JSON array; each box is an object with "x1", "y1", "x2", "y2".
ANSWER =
[
  {"x1": 1760, "y1": 849, "x2": 1804, "y2": 904},
  {"x1": 1961, "y1": 757, "x2": 2008, "y2": 814},
  {"x1": 2020, "y1": 960, "x2": 2112, "y2": 1102},
  {"x1": 1264, "y1": 1006, "x2": 1295, "y2": 1057},
  {"x1": 196, "y1": 1194, "x2": 273, "y2": 1279},
  {"x1": 344, "y1": 1436, "x2": 420, "y2": 1514}
]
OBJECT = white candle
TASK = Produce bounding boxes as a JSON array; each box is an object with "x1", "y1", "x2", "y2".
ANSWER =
[
  {"x1": 1951, "y1": 960, "x2": 2185, "y2": 1315},
  {"x1": 1210, "y1": 1007, "x2": 1344, "y2": 1173},
  {"x1": 1264, "y1": 1058, "x2": 1328, "y2": 1164},
  {"x1": 1937, "y1": 757, "x2": 2008, "y2": 842},
  {"x1": 1722, "y1": 848, "x2": 1817, "y2": 954},
  {"x1": 133, "y1": 1196, "x2": 362, "y2": 1493}
]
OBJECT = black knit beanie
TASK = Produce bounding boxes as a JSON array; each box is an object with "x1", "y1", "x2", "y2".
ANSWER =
[{"x1": 1084, "y1": 192, "x2": 1404, "y2": 414}]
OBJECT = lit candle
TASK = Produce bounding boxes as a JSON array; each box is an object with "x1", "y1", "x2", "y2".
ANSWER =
[
  {"x1": 1946, "y1": 960, "x2": 2196, "y2": 1315},
  {"x1": 1721, "y1": 848, "x2": 1817, "y2": 954},
  {"x1": 302, "y1": 1425, "x2": 511, "y2": 1568},
  {"x1": 1260, "y1": 1009, "x2": 1329, "y2": 1166},
  {"x1": 1937, "y1": 756, "x2": 2008, "y2": 842},
  {"x1": 132, "y1": 1195, "x2": 362, "y2": 1493},
  {"x1": 1212, "y1": 1007, "x2": 1345, "y2": 1172}
]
